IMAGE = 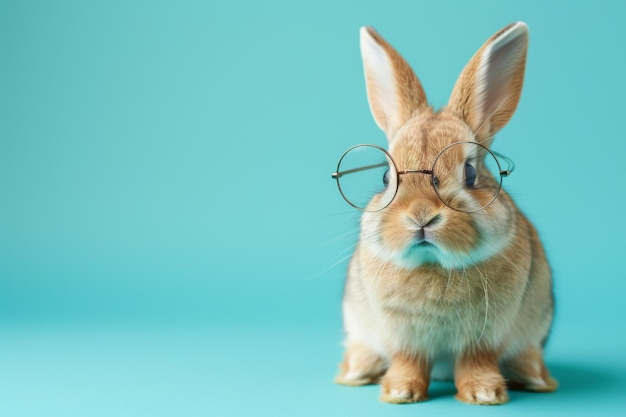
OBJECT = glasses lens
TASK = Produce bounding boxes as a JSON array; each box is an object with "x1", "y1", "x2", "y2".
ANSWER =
[
  {"x1": 335, "y1": 145, "x2": 397, "y2": 211},
  {"x1": 432, "y1": 142, "x2": 503, "y2": 212}
]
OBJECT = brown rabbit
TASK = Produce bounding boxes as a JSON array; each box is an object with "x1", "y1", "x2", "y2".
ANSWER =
[{"x1": 333, "y1": 22, "x2": 556, "y2": 405}]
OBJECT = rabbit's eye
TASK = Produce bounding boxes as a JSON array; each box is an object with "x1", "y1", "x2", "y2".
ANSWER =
[
  {"x1": 383, "y1": 169, "x2": 390, "y2": 187},
  {"x1": 464, "y1": 162, "x2": 476, "y2": 187}
]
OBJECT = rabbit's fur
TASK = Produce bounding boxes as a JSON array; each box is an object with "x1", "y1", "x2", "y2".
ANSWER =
[{"x1": 335, "y1": 22, "x2": 556, "y2": 405}]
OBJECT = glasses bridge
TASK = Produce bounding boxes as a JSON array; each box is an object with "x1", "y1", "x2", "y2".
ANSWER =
[{"x1": 397, "y1": 169, "x2": 434, "y2": 176}]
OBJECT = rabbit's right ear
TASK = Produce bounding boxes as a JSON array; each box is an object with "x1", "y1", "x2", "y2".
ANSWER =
[
  {"x1": 448, "y1": 22, "x2": 529, "y2": 141},
  {"x1": 360, "y1": 27, "x2": 427, "y2": 141}
]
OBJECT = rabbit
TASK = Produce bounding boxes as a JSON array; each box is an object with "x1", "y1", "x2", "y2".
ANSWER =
[{"x1": 333, "y1": 22, "x2": 557, "y2": 405}]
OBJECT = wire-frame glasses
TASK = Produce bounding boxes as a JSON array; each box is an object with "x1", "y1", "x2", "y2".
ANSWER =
[{"x1": 331, "y1": 141, "x2": 515, "y2": 213}]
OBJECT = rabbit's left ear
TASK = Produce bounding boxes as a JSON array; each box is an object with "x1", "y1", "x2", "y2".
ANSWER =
[
  {"x1": 360, "y1": 26, "x2": 428, "y2": 142},
  {"x1": 448, "y1": 22, "x2": 529, "y2": 141}
]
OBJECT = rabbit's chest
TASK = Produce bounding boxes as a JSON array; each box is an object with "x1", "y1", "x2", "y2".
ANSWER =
[
  {"x1": 374, "y1": 268, "x2": 489, "y2": 314},
  {"x1": 372, "y1": 270, "x2": 500, "y2": 351}
]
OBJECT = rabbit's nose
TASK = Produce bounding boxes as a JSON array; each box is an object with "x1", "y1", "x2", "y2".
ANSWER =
[
  {"x1": 414, "y1": 214, "x2": 441, "y2": 241},
  {"x1": 417, "y1": 213, "x2": 441, "y2": 228}
]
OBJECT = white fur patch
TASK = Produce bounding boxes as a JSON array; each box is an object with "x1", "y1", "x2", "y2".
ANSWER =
[
  {"x1": 343, "y1": 370, "x2": 363, "y2": 381},
  {"x1": 360, "y1": 27, "x2": 399, "y2": 132},
  {"x1": 474, "y1": 388, "x2": 498, "y2": 403},
  {"x1": 472, "y1": 22, "x2": 528, "y2": 137},
  {"x1": 493, "y1": 22, "x2": 528, "y2": 48},
  {"x1": 473, "y1": 44, "x2": 491, "y2": 128},
  {"x1": 389, "y1": 389, "x2": 412, "y2": 400},
  {"x1": 527, "y1": 376, "x2": 547, "y2": 388}
]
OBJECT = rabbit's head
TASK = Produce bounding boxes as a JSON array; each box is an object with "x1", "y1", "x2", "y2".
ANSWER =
[{"x1": 357, "y1": 23, "x2": 529, "y2": 270}]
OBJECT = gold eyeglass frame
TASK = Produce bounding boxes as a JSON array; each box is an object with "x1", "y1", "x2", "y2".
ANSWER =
[{"x1": 331, "y1": 141, "x2": 516, "y2": 213}]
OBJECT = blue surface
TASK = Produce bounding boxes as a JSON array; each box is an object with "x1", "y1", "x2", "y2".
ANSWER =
[{"x1": 1, "y1": 0, "x2": 626, "y2": 416}]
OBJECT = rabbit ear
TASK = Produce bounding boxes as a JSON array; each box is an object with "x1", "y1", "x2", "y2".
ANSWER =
[
  {"x1": 360, "y1": 26, "x2": 427, "y2": 141},
  {"x1": 448, "y1": 22, "x2": 529, "y2": 141}
]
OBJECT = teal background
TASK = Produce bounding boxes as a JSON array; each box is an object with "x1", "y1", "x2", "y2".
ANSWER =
[{"x1": 1, "y1": 0, "x2": 625, "y2": 416}]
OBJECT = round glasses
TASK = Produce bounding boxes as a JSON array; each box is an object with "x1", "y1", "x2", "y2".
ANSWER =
[{"x1": 331, "y1": 142, "x2": 515, "y2": 213}]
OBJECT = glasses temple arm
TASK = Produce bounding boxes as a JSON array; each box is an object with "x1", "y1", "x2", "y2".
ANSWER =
[
  {"x1": 491, "y1": 151, "x2": 516, "y2": 177},
  {"x1": 331, "y1": 162, "x2": 388, "y2": 179}
]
